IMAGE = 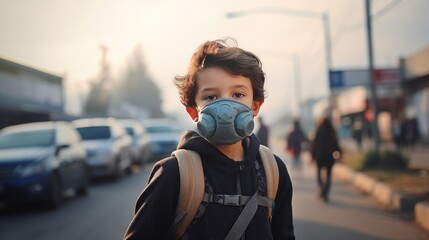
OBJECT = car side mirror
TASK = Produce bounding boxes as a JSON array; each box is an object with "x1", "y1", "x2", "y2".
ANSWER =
[{"x1": 55, "y1": 144, "x2": 70, "y2": 156}]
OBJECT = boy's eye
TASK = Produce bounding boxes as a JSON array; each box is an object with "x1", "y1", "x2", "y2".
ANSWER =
[
  {"x1": 205, "y1": 95, "x2": 217, "y2": 101},
  {"x1": 233, "y1": 93, "x2": 244, "y2": 98}
]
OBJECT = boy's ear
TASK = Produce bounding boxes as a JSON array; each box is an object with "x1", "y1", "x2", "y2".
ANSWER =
[
  {"x1": 252, "y1": 100, "x2": 263, "y2": 117},
  {"x1": 186, "y1": 106, "x2": 199, "y2": 122}
]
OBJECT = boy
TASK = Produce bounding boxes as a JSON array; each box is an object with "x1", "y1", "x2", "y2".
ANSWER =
[{"x1": 124, "y1": 39, "x2": 295, "y2": 240}]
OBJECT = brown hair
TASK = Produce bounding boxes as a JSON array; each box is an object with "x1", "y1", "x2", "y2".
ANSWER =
[{"x1": 175, "y1": 38, "x2": 266, "y2": 107}]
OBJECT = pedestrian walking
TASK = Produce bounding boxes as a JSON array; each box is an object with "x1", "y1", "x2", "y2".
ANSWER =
[
  {"x1": 404, "y1": 117, "x2": 420, "y2": 149},
  {"x1": 352, "y1": 118, "x2": 363, "y2": 151},
  {"x1": 286, "y1": 120, "x2": 308, "y2": 161},
  {"x1": 310, "y1": 117, "x2": 341, "y2": 203},
  {"x1": 256, "y1": 116, "x2": 270, "y2": 147},
  {"x1": 124, "y1": 38, "x2": 295, "y2": 240},
  {"x1": 392, "y1": 118, "x2": 404, "y2": 150}
]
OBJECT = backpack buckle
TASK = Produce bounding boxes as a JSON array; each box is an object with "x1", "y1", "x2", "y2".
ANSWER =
[
  {"x1": 224, "y1": 195, "x2": 241, "y2": 206},
  {"x1": 212, "y1": 194, "x2": 244, "y2": 206}
]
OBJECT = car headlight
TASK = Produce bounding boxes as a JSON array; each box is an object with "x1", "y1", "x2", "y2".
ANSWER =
[
  {"x1": 87, "y1": 148, "x2": 113, "y2": 163},
  {"x1": 150, "y1": 142, "x2": 162, "y2": 152},
  {"x1": 95, "y1": 148, "x2": 112, "y2": 156},
  {"x1": 15, "y1": 161, "x2": 45, "y2": 177},
  {"x1": 89, "y1": 148, "x2": 111, "y2": 156}
]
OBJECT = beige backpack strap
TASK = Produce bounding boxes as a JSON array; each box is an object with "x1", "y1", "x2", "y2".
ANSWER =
[
  {"x1": 259, "y1": 145, "x2": 279, "y2": 221},
  {"x1": 171, "y1": 149, "x2": 205, "y2": 239}
]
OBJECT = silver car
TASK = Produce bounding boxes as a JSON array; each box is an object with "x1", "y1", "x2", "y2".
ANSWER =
[
  {"x1": 118, "y1": 119, "x2": 145, "y2": 165},
  {"x1": 73, "y1": 118, "x2": 133, "y2": 179},
  {"x1": 140, "y1": 118, "x2": 181, "y2": 163}
]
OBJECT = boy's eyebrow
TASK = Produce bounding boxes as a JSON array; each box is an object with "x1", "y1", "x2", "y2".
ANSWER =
[
  {"x1": 199, "y1": 87, "x2": 218, "y2": 93},
  {"x1": 230, "y1": 84, "x2": 250, "y2": 90},
  {"x1": 199, "y1": 85, "x2": 250, "y2": 93}
]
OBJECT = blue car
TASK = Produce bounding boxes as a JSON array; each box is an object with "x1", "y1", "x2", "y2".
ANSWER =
[{"x1": 0, "y1": 121, "x2": 89, "y2": 209}]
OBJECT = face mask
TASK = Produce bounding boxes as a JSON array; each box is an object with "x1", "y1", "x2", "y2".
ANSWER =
[{"x1": 196, "y1": 98, "x2": 254, "y2": 145}]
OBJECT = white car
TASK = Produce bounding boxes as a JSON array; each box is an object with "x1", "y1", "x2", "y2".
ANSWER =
[
  {"x1": 140, "y1": 119, "x2": 182, "y2": 163},
  {"x1": 73, "y1": 118, "x2": 133, "y2": 179},
  {"x1": 118, "y1": 119, "x2": 145, "y2": 165}
]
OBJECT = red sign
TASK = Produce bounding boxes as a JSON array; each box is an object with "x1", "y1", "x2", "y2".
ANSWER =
[{"x1": 373, "y1": 69, "x2": 401, "y2": 84}]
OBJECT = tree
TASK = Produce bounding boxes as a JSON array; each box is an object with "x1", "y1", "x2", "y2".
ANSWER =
[
  {"x1": 84, "y1": 45, "x2": 111, "y2": 116},
  {"x1": 117, "y1": 45, "x2": 164, "y2": 118}
]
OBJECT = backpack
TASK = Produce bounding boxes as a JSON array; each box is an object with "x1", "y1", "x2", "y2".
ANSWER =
[{"x1": 171, "y1": 145, "x2": 279, "y2": 239}]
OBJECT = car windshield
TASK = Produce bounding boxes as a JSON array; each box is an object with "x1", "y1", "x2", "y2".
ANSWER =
[
  {"x1": 145, "y1": 125, "x2": 175, "y2": 134},
  {"x1": 125, "y1": 127, "x2": 135, "y2": 136},
  {"x1": 76, "y1": 126, "x2": 111, "y2": 140},
  {"x1": 0, "y1": 129, "x2": 55, "y2": 149}
]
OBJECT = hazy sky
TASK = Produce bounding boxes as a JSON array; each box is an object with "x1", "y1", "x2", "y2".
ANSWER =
[{"x1": 1, "y1": 0, "x2": 429, "y2": 124}]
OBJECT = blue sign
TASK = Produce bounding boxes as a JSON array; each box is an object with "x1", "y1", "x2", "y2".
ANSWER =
[{"x1": 329, "y1": 70, "x2": 344, "y2": 88}]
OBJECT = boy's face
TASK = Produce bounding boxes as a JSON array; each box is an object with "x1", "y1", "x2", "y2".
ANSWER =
[{"x1": 186, "y1": 67, "x2": 263, "y2": 121}]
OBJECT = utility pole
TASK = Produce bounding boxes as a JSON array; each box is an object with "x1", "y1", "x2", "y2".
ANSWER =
[
  {"x1": 226, "y1": 8, "x2": 334, "y2": 119},
  {"x1": 365, "y1": 0, "x2": 380, "y2": 151},
  {"x1": 293, "y1": 55, "x2": 301, "y2": 118},
  {"x1": 322, "y1": 12, "x2": 335, "y2": 120}
]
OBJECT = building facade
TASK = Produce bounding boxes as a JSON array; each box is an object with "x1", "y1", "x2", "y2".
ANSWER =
[
  {"x1": 402, "y1": 45, "x2": 429, "y2": 141},
  {"x1": 0, "y1": 58, "x2": 64, "y2": 129}
]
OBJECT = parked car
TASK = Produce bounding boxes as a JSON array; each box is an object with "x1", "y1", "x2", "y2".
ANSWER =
[
  {"x1": 73, "y1": 118, "x2": 133, "y2": 179},
  {"x1": 140, "y1": 118, "x2": 181, "y2": 163},
  {"x1": 118, "y1": 119, "x2": 145, "y2": 165},
  {"x1": 0, "y1": 121, "x2": 89, "y2": 208}
]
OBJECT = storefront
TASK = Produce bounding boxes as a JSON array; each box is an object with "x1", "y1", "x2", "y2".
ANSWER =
[
  {"x1": 329, "y1": 68, "x2": 403, "y2": 142},
  {"x1": 402, "y1": 45, "x2": 429, "y2": 141},
  {"x1": 0, "y1": 58, "x2": 64, "y2": 129}
]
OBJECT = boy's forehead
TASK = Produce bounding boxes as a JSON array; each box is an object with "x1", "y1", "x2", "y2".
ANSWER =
[{"x1": 197, "y1": 67, "x2": 252, "y2": 90}]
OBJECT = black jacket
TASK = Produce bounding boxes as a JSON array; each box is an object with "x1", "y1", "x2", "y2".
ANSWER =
[{"x1": 124, "y1": 131, "x2": 295, "y2": 240}]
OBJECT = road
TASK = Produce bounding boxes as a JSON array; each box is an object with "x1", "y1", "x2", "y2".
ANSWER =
[
  {"x1": 0, "y1": 166, "x2": 152, "y2": 240},
  {"x1": 1, "y1": 139, "x2": 428, "y2": 240}
]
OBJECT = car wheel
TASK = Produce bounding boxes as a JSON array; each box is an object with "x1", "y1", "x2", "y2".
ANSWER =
[
  {"x1": 76, "y1": 166, "x2": 90, "y2": 196},
  {"x1": 125, "y1": 165, "x2": 133, "y2": 175},
  {"x1": 46, "y1": 174, "x2": 62, "y2": 209},
  {"x1": 119, "y1": 150, "x2": 133, "y2": 175},
  {"x1": 125, "y1": 153, "x2": 133, "y2": 175},
  {"x1": 135, "y1": 151, "x2": 145, "y2": 166},
  {"x1": 111, "y1": 157, "x2": 122, "y2": 180}
]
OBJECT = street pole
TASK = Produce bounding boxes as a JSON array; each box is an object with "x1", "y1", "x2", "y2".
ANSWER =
[
  {"x1": 293, "y1": 55, "x2": 301, "y2": 118},
  {"x1": 322, "y1": 12, "x2": 332, "y2": 70},
  {"x1": 322, "y1": 12, "x2": 335, "y2": 120},
  {"x1": 365, "y1": 0, "x2": 380, "y2": 151},
  {"x1": 226, "y1": 8, "x2": 334, "y2": 119}
]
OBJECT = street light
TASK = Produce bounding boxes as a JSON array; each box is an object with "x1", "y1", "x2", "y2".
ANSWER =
[
  {"x1": 365, "y1": 0, "x2": 380, "y2": 150},
  {"x1": 247, "y1": 50, "x2": 302, "y2": 117},
  {"x1": 226, "y1": 7, "x2": 334, "y2": 118}
]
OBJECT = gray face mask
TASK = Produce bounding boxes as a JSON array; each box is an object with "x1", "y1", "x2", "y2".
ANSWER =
[{"x1": 196, "y1": 98, "x2": 254, "y2": 145}]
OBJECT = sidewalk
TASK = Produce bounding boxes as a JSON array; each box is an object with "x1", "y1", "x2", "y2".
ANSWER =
[
  {"x1": 339, "y1": 138, "x2": 429, "y2": 233},
  {"x1": 340, "y1": 138, "x2": 429, "y2": 170},
  {"x1": 403, "y1": 145, "x2": 429, "y2": 170},
  {"x1": 271, "y1": 137, "x2": 429, "y2": 239}
]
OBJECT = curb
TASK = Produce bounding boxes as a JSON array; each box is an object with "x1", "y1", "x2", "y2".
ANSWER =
[
  {"x1": 333, "y1": 164, "x2": 429, "y2": 233},
  {"x1": 416, "y1": 202, "x2": 429, "y2": 232}
]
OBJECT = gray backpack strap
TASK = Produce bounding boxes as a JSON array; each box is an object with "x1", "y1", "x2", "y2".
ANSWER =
[
  {"x1": 224, "y1": 192, "x2": 258, "y2": 240},
  {"x1": 203, "y1": 192, "x2": 273, "y2": 208}
]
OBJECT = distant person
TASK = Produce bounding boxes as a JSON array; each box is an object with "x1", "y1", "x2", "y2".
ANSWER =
[
  {"x1": 311, "y1": 117, "x2": 341, "y2": 202},
  {"x1": 392, "y1": 118, "x2": 403, "y2": 150},
  {"x1": 124, "y1": 39, "x2": 295, "y2": 239},
  {"x1": 286, "y1": 119, "x2": 308, "y2": 162},
  {"x1": 256, "y1": 116, "x2": 269, "y2": 147},
  {"x1": 404, "y1": 117, "x2": 420, "y2": 149},
  {"x1": 352, "y1": 118, "x2": 363, "y2": 151}
]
